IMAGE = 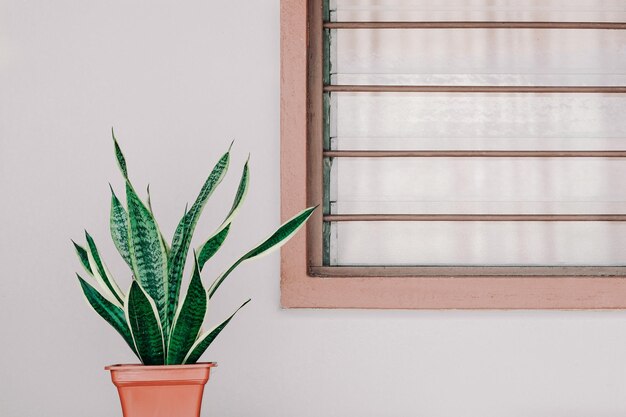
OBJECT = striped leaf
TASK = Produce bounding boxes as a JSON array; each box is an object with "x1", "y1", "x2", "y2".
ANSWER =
[
  {"x1": 109, "y1": 186, "x2": 133, "y2": 269},
  {"x1": 77, "y1": 274, "x2": 137, "y2": 357},
  {"x1": 125, "y1": 281, "x2": 165, "y2": 365},
  {"x1": 197, "y1": 159, "x2": 249, "y2": 270},
  {"x1": 167, "y1": 254, "x2": 208, "y2": 365},
  {"x1": 112, "y1": 129, "x2": 128, "y2": 179},
  {"x1": 170, "y1": 149, "x2": 230, "y2": 257},
  {"x1": 208, "y1": 206, "x2": 316, "y2": 298},
  {"x1": 167, "y1": 149, "x2": 230, "y2": 324},
  {"x1": 126, "y1": 182, "x2": 169, "y2": 334},
  {"x1": 146, "y1": 184, "x2": 171, "y2": 257},
  {"x1": 183, "y1": 299, "x2": 251, "y2": 364},
  {"x1": 166, "y1": 207, "x2": 191, "y2": 326},
  {"x1": 85, "y1": 231, "x2": 124, "y2": 305},
  {"x1": 72, "y1": 240, "x2": 92, "y2": 275},
  {"x1": 224, "y1": 158, "x2": 249, "y2": 223},
  {"x1": 198, "y1": 224, "x2": 230, "y2": 270}
]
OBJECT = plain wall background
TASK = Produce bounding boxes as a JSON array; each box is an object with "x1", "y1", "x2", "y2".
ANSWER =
[{"x1": 2, "y1": 1, "x2": 626, "y2": 416}]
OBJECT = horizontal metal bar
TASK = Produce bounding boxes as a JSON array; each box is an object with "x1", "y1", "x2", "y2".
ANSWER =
[
  {"x1": 323, "y1": 150, "x2": 626, "y2": 158},
  {"x1": 324, "y1": 214, "x2": 626, "y2": 222},
  {"x1": 309, "y1": 266, "x2": 626, "y2": 277},
  {"x1": 324, "y1": 85, "x2": 626, "y2": 93},
  {"x1": 323, "y1": 21, "x2": 626, "y2": 30}
]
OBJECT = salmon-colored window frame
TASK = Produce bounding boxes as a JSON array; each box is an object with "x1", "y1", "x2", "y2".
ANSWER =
[{"x1": 279, "y1": 0, "x2": 626, "y2": 309}]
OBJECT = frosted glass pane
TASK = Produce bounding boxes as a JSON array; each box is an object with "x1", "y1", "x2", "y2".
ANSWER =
[
  {"x1": 331, "y1": 93, "x2": 626, "y2": 148},
  {"x1": 331, "y1": 29, "x2": 626, "y2": 86},
  {"x1": 330, "y1": 157, "x2": 626, "y2": 214},
  {"x1": 330, "y1": 0, "x2": 626, "y2": 22},
  {"x1": 331, "y1": 222, "x2": 626, "y2": 266},
  {"x1": 324, "y1": 0, "x2": 626, "y2": 267}
]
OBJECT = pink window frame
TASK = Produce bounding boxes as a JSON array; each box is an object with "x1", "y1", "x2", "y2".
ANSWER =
[{"x1": 279, "y1": 0, "x2": 626, "y2": 309}]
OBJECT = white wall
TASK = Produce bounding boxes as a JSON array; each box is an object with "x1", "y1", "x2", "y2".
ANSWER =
[{"x1": 2, "y1": 1, "x2": 626, "y2": 416}]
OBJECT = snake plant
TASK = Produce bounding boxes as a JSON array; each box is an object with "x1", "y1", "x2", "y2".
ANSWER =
[{"x1": 73, "y1": 132, "x2": 315, "y2": 365}]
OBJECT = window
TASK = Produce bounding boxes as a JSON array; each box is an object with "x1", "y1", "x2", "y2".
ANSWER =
[{"x1": 280, "y1": 0, "x2": 626, "y2": 309}]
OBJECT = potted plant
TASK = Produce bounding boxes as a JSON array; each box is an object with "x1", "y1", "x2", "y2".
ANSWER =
[{"x1": 72, "y1": 131, "x2": 315, "y2": 417}]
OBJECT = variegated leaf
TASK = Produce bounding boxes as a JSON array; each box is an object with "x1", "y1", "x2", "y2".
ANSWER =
[
  {"x1": 167, "y1": 148, "x2": 230, "y2": 324},
  {"x1": 126, "y1": 182, "x2": 169, "y2": 334},
  {"x1": 223, "y1": 157, "x2": 249, "y2": 222},
  {"x1": 125, "y1": 281, "x2": 165, "y2": 365},
  {"x1": 197, "y1": 224, "x2": 230, "y2": 270},
  {"x1": 166, "y1": 208, "x2": 191, "y2": 326},
  {"x1": 197, "y1": 159, "x2": 249, "y2": 270},
  {"x1": 170, "y1": 149, "x2": 230, "y2": 254},
  {"x1": 85, "y1": 231, "x2": 124, "y2": 305},
  {"x1": 109, "y1": 186, "x2": 133, "y2": 269},
  {"x1": 167, "y1": 254, "x2": 208, "y2": 365},
  {"x1": 146, "y1": 185, "x2": 170, "y2": 257},
  {"x1": 77, "y1": 274, "x2": 137, "y2": 357},
  {"x1": 208, "y1": 206, "x2": 316, "y2": 298},
  {"x1": 112, "y1": 128, "x2": 128, "y2": 179},
  {"x1": 183, "y1": 299, "x2": 251, "y2": 364},
  {"x1": 72, "y1": 240, "x2": 92, "y2": 275}
]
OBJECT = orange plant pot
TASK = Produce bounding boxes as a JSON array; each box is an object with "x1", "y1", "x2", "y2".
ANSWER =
[{"x1": 106, "y1": 363, "x2": 216, "y2": 417}]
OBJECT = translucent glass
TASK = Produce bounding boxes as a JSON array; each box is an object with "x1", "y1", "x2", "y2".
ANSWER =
[
  {"x1": 330, "y1": 157, "x2": 626, "y2": 214},
  {"x1": 324, "y1": 0, "x2": 626, "y2": 267},
  {"x1": 330, "y1": 93, "x2": 626, "y2": 150},
  {"x1": 330, "y1": 0, "x2": 626, "y2": 22},
  {"x1": 330, "y1": 221, "x2": 626, "y2": 266},
  {"x1": 330, "y1": 29, "x2": 626, "y2": 86}
]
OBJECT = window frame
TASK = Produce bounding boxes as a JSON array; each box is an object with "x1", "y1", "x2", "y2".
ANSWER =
[{"x1": 280, "y1": 0, "x2": 626, "y2": 309}]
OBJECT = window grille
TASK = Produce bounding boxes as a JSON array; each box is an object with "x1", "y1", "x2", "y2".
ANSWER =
[{"x1": 280, "y1": 0, "x2": 626, "y2": 308}]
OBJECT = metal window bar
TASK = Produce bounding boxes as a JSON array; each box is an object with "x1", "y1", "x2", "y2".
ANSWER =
[
  {"x1": 323, "y1": 21, "x2": 626, "y2": 30},
  {"x1": 323, "y1": 151, "x2": 626, "y2": 158},
  {"x1": 324, "y1": 85, "x2": 626, "y2": 93},
  {"x1": 308, "y1": 0, "x2": 626, "y2": 274},
  {"x1": 324, "y1": 214, "x2": 626, "y2": 222}
]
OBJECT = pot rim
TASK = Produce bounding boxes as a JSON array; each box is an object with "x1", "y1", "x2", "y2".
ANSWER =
[{"x1": 105, "y1": 362, "x2": 217, "y2": 371}]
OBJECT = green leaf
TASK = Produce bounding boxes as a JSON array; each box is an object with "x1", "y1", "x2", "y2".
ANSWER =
[
  {"x1": 85, "y1": 231, "x2": 124, "y2": 305},
  {"x1": 197, "y1": 159, "x2": 249, "y2": 271},
  {"x1": 167, "y1": 149, "x2": 230, "y2": 325},
  {"x1": 72, "y1": 240, "x2": 92, "y2": 275},
  {"x1": 166, "y1": 254, "x2": 208, "y2": 365},
  {"x1": 126, "y1": 182, "x2": 169, "y2": 334},
  {"x1": 217, "y1": 158, "x2": 249, "y2": 231},
  {"x1": 208, "y1": 206, "x2": 316, "y2": 298},
  {"x1": 183, "y1": 299, "x2": 251, "y2": 364},
  {"x1": 146, "y1": 184, "x2": 170, "y2": 257},
  {"x1": 77, "y1": 274, "x2": 137, "y2": 357},
  {"x1": 197, "y1": 224, "x2": 230, "y2": 270},
  {"x1": 165, "y1": 207, "x2": 191, "y2": 326},
  {"x1": 125, "y1": 281, "x2": 165, "y2": 365},
  {"x1": 109, "y1": 185, "x2": 133, "y2": 269},
  {"x1": 112, "y1": 128, "x2": 128, "y2": 179},
  {"x1": 170, "y1": 150, "x2": 230, "y2": 255}
]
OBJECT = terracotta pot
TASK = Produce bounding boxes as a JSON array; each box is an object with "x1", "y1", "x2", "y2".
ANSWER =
[{"x1": 106, "y1": 363, "x2": 216, "y2": 417}]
